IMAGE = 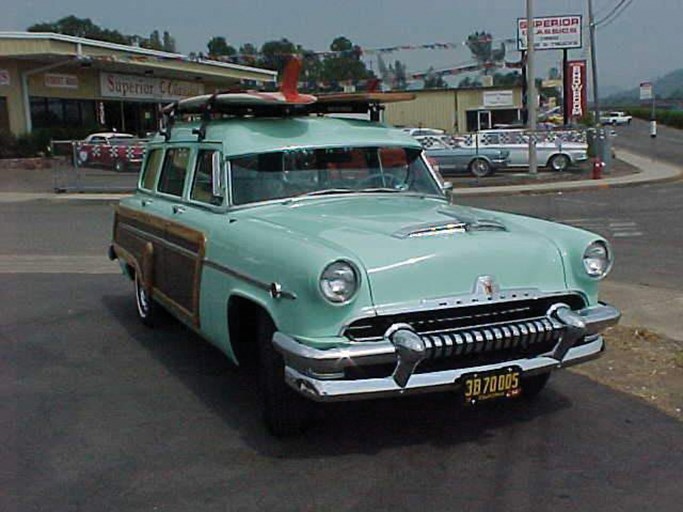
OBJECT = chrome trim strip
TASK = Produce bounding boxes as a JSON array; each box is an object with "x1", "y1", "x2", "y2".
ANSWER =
[
  {"x1": 283, "y1": 336, "x2": 605, "y2": 402},
  {"x1": 119, "y1": 222, "x2": 197, "y2": 259},
  {"x1": 393, "y1": 221, "x2": 467, "y2": 239},
  {"x1": 339, "y1": 290, "x2": 587, "y2": 333},
  {"x1": 203, "y1": 260, "x2": 296, "y2": 300},
  {"x1": 368, "y1": 288, "x2": 585, "y2": 327}
]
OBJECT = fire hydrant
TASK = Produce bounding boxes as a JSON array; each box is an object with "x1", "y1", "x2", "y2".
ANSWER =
[{"x1": 592, "y1": 158, "x2": 604, "y2": 180}]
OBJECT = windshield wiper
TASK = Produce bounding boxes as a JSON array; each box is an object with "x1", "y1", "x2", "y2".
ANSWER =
[
  {"x1": 359, "y1": 187, "x2": 405, "y2": 193},
  {"x1": 300, "y1": 188, "x2": 356, "y2": 197}
]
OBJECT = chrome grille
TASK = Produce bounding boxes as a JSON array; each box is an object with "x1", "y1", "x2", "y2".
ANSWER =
[
  {"x1": 420, "y1": 316, "x2": 559, "y2": 360},
  {"x1": 341, "y1": 294, "x2": 585, "y2": 380}
]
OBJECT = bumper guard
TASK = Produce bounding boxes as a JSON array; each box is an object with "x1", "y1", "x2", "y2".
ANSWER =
[{"x1": 273, "y1": 302, "x2": 620, "y2": 402}]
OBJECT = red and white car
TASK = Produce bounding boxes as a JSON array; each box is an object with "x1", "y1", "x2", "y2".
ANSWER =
[{"x1": 75, "y1": 132, "x2": 147, "y2": 172}]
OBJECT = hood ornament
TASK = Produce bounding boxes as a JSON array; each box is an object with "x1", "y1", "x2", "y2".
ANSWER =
[{"x1": 474, "y1": 275, "x2": 499, "y2": 297}]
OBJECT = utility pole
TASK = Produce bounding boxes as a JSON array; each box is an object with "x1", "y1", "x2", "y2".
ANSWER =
[
  {"x1": 526, "y1": 0, "x2": 538, "y2": 175},
  {"x1": 587, "y1": 0, "x2": 602, "y2": 160}
]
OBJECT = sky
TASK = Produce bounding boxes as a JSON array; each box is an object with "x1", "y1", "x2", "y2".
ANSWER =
[{"x1": 2, "y1": 0, "x2": 682, "y2": 91}]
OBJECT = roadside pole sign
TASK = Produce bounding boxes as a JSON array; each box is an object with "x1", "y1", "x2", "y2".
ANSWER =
[
  {"x1": 565, "y1": 60, "x2": 588, "y2": 120},
  {"x1": 639, "y1": 81, "x2": 653, "y2": 101},
  {"x1": 517, "y1": 15, "x2": 583, "y2": 51}
]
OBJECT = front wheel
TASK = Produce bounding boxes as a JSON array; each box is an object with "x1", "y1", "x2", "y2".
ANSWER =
[
  {"x1": 258, "y1": 315, "x2": 314, "y2": 437},
  {"x1": 468, "y1": 158, "x2": 492, "y2": 177},
  {"x1": 548, "y1": 154, "x2": 570, "y2": 172}
]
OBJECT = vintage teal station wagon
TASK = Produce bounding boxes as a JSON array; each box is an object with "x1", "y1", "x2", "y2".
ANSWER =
[{"x1": 110, "y1": 89, "x2": 620, "y2": 436}]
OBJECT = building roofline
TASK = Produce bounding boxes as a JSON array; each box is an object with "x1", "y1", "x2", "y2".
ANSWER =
[{"x1": 0, "y1": 31, "x2": 277, "y2": 80}]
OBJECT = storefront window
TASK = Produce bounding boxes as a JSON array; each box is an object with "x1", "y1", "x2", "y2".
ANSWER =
[
  {"x1": 30, "y1": 97, "x2": 98, "y2": 130},
  {"x1": 0, "y1": 97, "x2": 9, "y2": 134}
]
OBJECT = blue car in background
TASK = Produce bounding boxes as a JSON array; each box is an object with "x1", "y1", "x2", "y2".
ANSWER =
[{"x1": 416, "y1": 135, "x2": 510, "y2": 177}]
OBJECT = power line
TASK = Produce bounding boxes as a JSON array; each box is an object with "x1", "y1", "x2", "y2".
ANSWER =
[{"x1": 595, "y1": 0, "x2": 634, "y2": 27}]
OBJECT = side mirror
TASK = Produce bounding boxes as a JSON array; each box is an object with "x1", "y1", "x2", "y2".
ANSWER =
[
  {"x1": 211, "y1": 152, "x2": 224, "y2": 199},
  {"x1": 442, "y1": 181, "x2": 453, "y2": 192}
]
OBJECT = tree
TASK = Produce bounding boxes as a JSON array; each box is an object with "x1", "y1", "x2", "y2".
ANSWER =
[
  {"x1": 424, "y1": 68, "x2": 447, "y2": 89},
  {"x1": 376, "y1": 55, "x2": 407, "y2": 90},
  {"x1": 391, "y1": 60, "x2": 408, "y2": 90},
  {"x1": 27, "y1": 15, "x2": 178, "y2": 53},
  {"x1": 141, "y1": 30, "x2": 163, "y2": 51},
  {"x1": 162, "y1": 31, "x2": 176, "y2": 53},
  {"x1": 466, "y1": 31, "x2": 506, "y2": 75},
  {"x1": 207, "y1": 36, "x2": 236, "y2": 57},
  {"x1": 320, "y1": 36, "x2": 374, "y2": 87},
  {"x1": 493, "y1": 71, "x2": 522, "y2": 87},
  {"x1": 259, "y1": 38, "x2": 297, "y2": 73},
  {"x1": 28, "y1": 15, "x2": 130, "y2": 45},
  {"x1": 237, "y1": 43, "x2": 258, "y2": 66},
  {"x1": 458, "y1": 76, "x2": 482, "y2": 88}
]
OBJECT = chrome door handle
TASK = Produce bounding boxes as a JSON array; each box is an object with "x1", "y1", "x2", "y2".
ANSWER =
[
  {"x1": 141, "y1": 198, "x2": 153, "y2": 207},
  {"x1": 172, "y1": 205, "x2": 186, "y2": 214}
]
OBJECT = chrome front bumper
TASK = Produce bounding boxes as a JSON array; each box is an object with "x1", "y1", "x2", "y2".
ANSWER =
[{"x1": 273, "y1": 303, "x2": 620, "y2": 402}]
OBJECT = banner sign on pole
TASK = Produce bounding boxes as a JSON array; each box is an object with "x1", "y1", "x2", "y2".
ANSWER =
[
  {"x1": 518, "y1": 15, "x2": 583, "y2": 51},
  {"x1": 565, "y1": 60, "x2": 587, "y2": 119},
  {"x1": 639, "y1": 81, "x2": 653, "y2": 101}
]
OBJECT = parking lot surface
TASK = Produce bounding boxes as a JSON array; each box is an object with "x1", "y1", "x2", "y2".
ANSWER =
[{"x1": 2, "y1": 273, "x2": 682, "y2": 511}]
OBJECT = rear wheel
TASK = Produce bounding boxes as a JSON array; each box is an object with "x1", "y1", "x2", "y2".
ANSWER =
[
  {"x1": 114, "y1": 160, "x2": 128, "y2": 173},
  {"x1": 468, "y1": 158, "x2": 492, "y2": 177},
  {"x1": 521, "y1": 372, "x2": 551, "y2": 399},
  {"x1": 548, "y1": 154, "x2": 570, "y2": 172},
  {"x1": 258, "y1": 315, "x2": 314, "y2": 437},
  {"x1": 134, "y1": 271, "x2": 159, "y2": 327}
]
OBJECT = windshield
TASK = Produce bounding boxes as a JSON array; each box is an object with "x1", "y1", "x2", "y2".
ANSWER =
[{"x1": 229, "y1": 147, "x2": 443, "y2": 205}]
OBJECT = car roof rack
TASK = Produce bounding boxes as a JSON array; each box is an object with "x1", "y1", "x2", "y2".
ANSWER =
[{"x1": 159, "y1": 57, "x2": 415, "y2": 139}]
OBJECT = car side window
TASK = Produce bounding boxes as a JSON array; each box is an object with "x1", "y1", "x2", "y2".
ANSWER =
[
  {"x1": 140, "y1": 148, "x2": 164, "y2": 191},
  {"x1": 157, "y1": 148, "x2": 191, "y2": 197},
  {"x1": 190, "y1": 150, "x2": 223, "y2": 206}
]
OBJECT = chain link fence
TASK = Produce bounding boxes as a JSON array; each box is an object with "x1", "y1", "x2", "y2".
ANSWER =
[{"x1": 49, "y1": 139, "x2": 143, "y2": 193}]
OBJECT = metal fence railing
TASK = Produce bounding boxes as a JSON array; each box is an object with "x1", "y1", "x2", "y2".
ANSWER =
[{"x1": 49, "y1": 139, "x2": 142, "y2": 193}]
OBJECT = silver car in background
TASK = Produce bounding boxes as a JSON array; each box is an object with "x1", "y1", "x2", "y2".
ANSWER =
[{"x1": 461, "y1": 129, "x2": 589, "y2": 171}]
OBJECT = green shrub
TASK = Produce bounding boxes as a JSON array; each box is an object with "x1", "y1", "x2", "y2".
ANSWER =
[
  {"x1": 0, "y1": 126, "x2": 98, "y2": 159},
  {"x1": 626, "y1": 107, "x2": 683, "y2": 129}
]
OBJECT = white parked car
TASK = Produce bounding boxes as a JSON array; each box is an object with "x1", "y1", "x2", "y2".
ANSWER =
[
  {"x1": 600, "y1": 111, "x2": 632, "y2": 125},
  {"x1": 461, "y1": 129, "x2": 589, "y2": 172},
  {"x1": 401, "y1": 127, "x2": 446, "y2": 137}
]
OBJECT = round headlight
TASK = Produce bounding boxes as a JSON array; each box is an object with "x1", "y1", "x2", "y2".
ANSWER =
[
  {"x1": 319, "y1": 261, "x2": 359, "y2": 304},
  {"x1": 583, "y1": 240, "x2": 612, "y2": 279}
]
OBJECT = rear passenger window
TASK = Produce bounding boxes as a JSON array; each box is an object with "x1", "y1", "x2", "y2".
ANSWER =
[
  {"x1": 157, "y1": 148, "x2": 191, "y2": 197},
  {"x1": 190, "y1": 150, "x2": 223, "y2": 206},
  {"x1": 140, "y1": 148, "x2": 163, "y2": 190}
]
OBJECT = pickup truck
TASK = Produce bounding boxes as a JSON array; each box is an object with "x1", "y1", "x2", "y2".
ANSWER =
[{"x1": 600, "y1": 111, "x2": 633, "y2": 126}]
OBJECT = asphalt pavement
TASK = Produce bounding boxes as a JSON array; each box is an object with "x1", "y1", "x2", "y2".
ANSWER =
[
  {"x1": 3, "y1": 274, "x2": 682, "y2": 512},
  {"x1": 612, "y1": 118, "x2": 683, "y2": 166},
  {"x1": 2, "y1": 127, "x2": 683, "y2": 510}
]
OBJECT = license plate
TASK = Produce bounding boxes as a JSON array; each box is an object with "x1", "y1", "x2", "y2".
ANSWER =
[{"x1": 462, "y1": 367, "x2": 521, "y2": 405}]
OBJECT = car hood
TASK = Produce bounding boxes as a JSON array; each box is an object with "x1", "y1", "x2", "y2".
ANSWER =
[{"x1": 249, "y1": 195, "x2": 567, "y2": 308}]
